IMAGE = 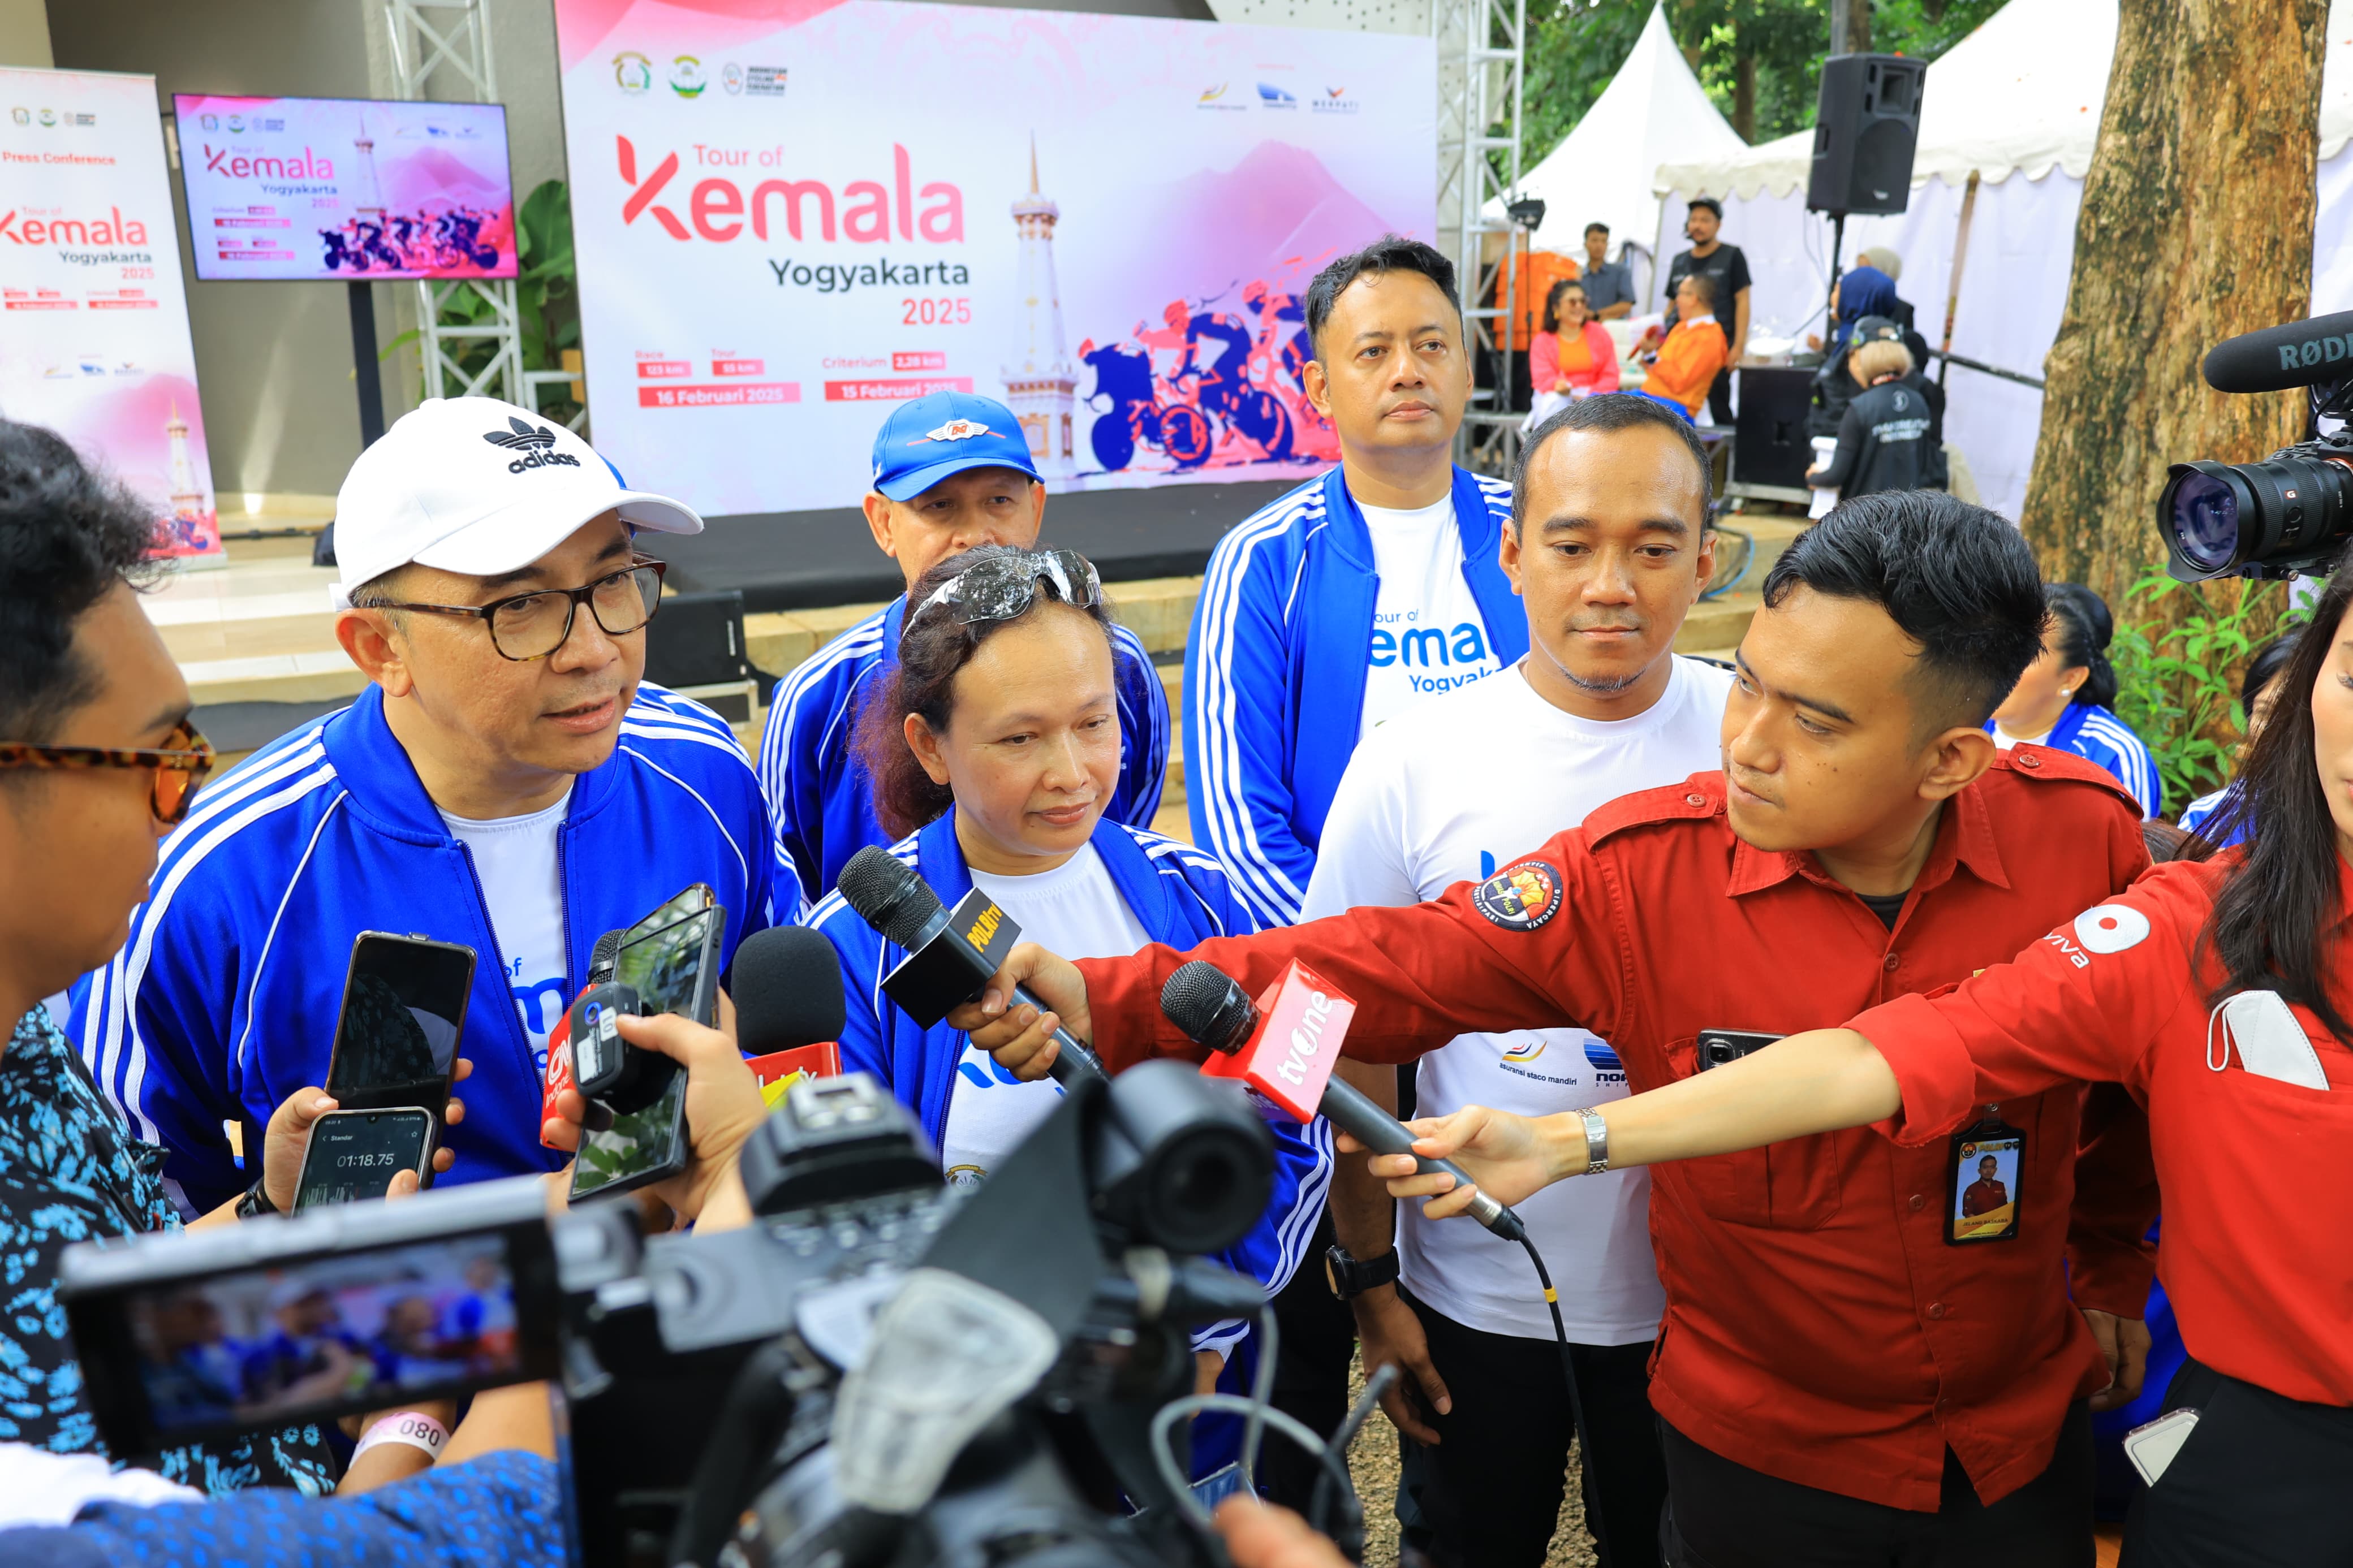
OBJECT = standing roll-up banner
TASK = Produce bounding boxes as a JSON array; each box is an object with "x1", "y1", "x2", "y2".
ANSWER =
[
  {"x1": 0, "y1": 68, "x2": 223, "y2": 564},
  {"x1": 551, "y1": 0, "x2": 1436, "y2": 518}
]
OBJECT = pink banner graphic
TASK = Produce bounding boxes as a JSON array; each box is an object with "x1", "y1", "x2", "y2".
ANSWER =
[
  {"x1": 553, "y1": 0, "x2": 1435, "y2": 516},
  {"x1": 1, "y1": 67, "x2": 222, "y2": 561}
]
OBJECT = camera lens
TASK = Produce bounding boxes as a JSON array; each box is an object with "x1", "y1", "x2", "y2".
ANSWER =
[
  {"x1": 2165, "y1": 466, "x2": 2242, "y2": 573},
  {"x1": 2161, "y1": 455, "x2": 2353, "y2": 578}
]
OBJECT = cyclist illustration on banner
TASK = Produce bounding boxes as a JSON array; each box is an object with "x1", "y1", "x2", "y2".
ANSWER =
[
  {"x1": 1077, "y1": 276, "x2": 1338, "y2": 476},
  {"x1": 318, "y1": 205, "x2": 511, "y2": 277}
]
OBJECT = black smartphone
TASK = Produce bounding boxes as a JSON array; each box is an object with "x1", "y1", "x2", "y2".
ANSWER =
[
  {"x1": 294, "y1": 1107, "x2": 437, "y2": 1211},
  {"x1": 325, "y1": 932, "x2": 476, "y2": 1118},
  {"x1": 58, "y1": 1178, "x2": 559, "y2": 1454},
  {"x1": 569, "y1": 904, "x2": 723, "y2": 1203}
]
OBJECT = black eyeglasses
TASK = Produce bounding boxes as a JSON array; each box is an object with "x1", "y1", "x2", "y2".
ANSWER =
[
  {"x1": 368, "y1": 559, "x2": 667, "y2": 662},
  {"x1": 908, "y1": 548, "x2": 1101, "y2": 630},
  {"x1": 0, "y1": 719, "x2": 216, "y2": 824}
]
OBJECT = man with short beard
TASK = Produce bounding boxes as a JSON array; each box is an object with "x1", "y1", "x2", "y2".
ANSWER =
[{"x1": 1305, "y1": 394, "x2": 1725, "y2": 1567}]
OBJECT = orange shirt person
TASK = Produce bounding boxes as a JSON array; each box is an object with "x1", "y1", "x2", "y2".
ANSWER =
[{"x1": 1635, "y1": 274, "x2": 1729, "y2": 420}]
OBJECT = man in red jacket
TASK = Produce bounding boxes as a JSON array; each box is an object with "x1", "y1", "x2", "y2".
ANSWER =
[{"x1": 956, "y1": 491, "x2": 2157, "y2": 1567}]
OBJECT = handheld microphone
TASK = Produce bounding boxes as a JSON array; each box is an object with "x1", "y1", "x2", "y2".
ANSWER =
[
  {"x1": 1160, "y1": 959, "x2": 1527, "y2": 1242},
  {"x1": 588, "y1": 927, "x2": 626, "y2": 986},
  {"x1": 835, "y1": 845, "x2": 1109, "y2": 1088},
  {"x1": 729, "y1": 925, "x2": 848, "y2": 1056},
  {"x1": 2202, "y1": 308, "x2": 2353, "y2": 394}
]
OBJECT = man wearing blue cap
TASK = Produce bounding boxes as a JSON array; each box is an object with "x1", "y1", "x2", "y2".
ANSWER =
[{"x1": 756, "y1": 391, "x2": 1168, "y2": 910}]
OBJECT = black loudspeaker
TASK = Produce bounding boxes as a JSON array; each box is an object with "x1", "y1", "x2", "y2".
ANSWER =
[
  {"x1": 1731, "y1": 367, "x2": 1816, "y2": 490},
  {"x1": 1807, "y1": 54, "x2": 1925, "y2": 215}
]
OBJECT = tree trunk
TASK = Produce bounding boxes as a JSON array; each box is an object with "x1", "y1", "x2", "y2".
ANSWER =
[
  {"x1": 1846, "y1": 0, "x2": 1873, "y2": 55},
  {"x1": 2018, "y1": 0, "x2": 2322, "y2": 607},
  {"x1": 1734, "y1": 42, "x2": 1755, "y2": 142}
]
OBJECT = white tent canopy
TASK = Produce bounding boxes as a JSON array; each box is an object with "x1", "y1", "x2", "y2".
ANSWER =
[
  {"x1": 1643, "y1": 0, "x2": 2353, "y2": 524},
  {"x1": 1485, "y1": 3, "x2": 1745, "y2": 261}
]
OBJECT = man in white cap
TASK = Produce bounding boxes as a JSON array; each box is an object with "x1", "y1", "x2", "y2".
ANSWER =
[{"x1": 75, "y1": 398, "x2": 778, "y2": 1214}]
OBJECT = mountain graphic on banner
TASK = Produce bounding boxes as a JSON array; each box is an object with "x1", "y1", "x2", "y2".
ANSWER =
[{"x1": 1104, "y1": 141, "x2": 1395, "y2": 304}]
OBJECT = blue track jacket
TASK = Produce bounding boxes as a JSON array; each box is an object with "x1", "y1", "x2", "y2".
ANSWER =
[
  {"x1": 1184, "y1": 464, "x2": 1525, "y2": 926},
  {"x1": 70, "y1": 684, "x2": 777, "y2": 1215},
  {"x1": 1991, "y1": 703, "x2": 2163, "y2": 819},
  {"x1": 757, "y1": 596, "x2": 1169, "y2": 914},
  {"x1": 805, "y1": 811, "x2": 1331, "y2": 1475}
]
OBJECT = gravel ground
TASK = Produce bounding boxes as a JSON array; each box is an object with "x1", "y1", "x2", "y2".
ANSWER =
[{"x1": 1341, "y1": 1354, "x2": 1599, "y2": 1568}]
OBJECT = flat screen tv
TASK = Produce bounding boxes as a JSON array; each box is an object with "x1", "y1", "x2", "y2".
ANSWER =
[{"x1": 172, "y1": 94, "x2": 515, "y2": 282}]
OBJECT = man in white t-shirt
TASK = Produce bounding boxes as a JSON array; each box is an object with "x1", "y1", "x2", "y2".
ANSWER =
[
  {"x1": 1305, "y1": 395, "x2": 1727, "y2": 1568},
  {"x1": 1182, "y1": 235, "x2": 1527, "y2": 1509}
]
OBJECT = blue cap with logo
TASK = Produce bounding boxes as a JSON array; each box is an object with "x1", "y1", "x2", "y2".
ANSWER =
[{"x1": 869, "y1": 390, "x2": 1042, "y2": 502}]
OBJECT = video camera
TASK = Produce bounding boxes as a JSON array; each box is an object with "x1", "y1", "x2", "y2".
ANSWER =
[
  {"x1": 2161, "y1": 308, "x2": 2353, "y2": 580},
  {"x1": 58, "y1": 1058, "x2": 1349, "y2": 1568}
]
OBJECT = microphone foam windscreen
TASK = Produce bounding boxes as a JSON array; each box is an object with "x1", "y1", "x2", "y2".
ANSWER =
[
  {"x1": 837, "y1": 845, "x2": 940, "y2": 949},
  {"x1": 731, "y1": 925, "x2": 848, "y2": 1053},
  {"x1": 589, "y1": 928, "x2": 627, "y2": 981},
  {"x1": 1160, "y1": 961, "x2": 1254, "y2": 1052}
]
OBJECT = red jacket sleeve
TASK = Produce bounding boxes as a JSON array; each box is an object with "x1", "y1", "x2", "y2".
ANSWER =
[
  {"x1": 1853, "y1": 861, "x2": 2210, "y2": 1145},
  {"x1": 2065, "y1": 1081, "x2": 2161, "y2": 1315},
  {"x1": 1074, "y1": 832, "x2": 1631, "y2": 1071}
]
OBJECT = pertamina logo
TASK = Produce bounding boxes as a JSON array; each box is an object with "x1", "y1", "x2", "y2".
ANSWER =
[
  {"x1": 616, "y1": 136, "x2": 964, "y2": 243},
  {"x1": 911, "y1": 418, "x2": 994, "y2": 443},
  {"x1": 483, "y1": 416, "x2": 581, "y2": 474}
]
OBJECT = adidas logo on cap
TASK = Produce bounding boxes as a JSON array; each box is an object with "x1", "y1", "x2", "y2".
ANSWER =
[{"x1": 483, "y1": 415, "x2": 583, "y2": 474}]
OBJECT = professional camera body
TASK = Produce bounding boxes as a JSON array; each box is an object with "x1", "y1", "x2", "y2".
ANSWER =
[
  {"x1": 2161, "y1": 309, "x2": 2353, "y2": 580},
  {"x1": 60, "y1": 1062, "x2": 1312, "y2": 1568}
]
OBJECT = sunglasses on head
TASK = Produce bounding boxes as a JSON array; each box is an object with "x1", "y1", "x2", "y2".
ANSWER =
[
  {"x1": 908, "y1": 548, "x2": 1102, "y2": 630},
  {"x1": 0, "y1": 718, "x2": 217, "y2": 825}
]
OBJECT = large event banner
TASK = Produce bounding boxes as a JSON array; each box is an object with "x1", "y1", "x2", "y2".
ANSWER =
[
  {"x1": 554, "y1": 0, "x2": 1435, "y2": 516},
  {"x1": 0, "y1": 67, "x2": 221, "y2": 560}
]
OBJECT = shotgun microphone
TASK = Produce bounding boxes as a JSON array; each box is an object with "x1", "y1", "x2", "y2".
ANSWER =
[
  {"x1": 835, "y1": 845, "x2": 1109, "y2": 1089},
  {"x1": 1159, "y1": 959, "x2": 1527, "y2": 1242}
]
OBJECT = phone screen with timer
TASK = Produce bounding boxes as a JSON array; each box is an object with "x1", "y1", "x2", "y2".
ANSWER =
[{"x1": 294, "y1": 1108, "x2": 437, "y2": 1211}]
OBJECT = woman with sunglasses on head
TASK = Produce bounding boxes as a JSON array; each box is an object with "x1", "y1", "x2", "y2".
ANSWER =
[
  {"x1": 1523, "y1": 280, "x2": 1620, "y2": 430},
  {"x1": 806, "y1": 545, "x2": 1331, "y2": 1497}
]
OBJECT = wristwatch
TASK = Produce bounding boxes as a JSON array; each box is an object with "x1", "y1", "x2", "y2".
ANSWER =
[
  {"x1": 1324, "y1": 1243, "x2": 1400, "y2": 1302},
  {"x1": 1570, "y1": 1106, "x2": 1610, "y2": 1177},
  {"x1": 234, "y1": 1177, "x2": 279, "y2": 1220}
]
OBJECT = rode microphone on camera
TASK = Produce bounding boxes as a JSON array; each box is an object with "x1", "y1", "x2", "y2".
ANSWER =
[
  {"x1": 2201, "y1": 308, "x2": 2353, "y2": 395},
  {"x1": 835, "y1": 845, "x2": 1109, "y2": 1088},
  {"x1": 1160, "y1": 958, "x2": 1528, "y2": 1241}
]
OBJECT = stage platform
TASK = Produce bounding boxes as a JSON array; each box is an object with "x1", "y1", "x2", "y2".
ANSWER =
[{"x1": 635, "y1": 479, "x2": 1301, "y2": 614}]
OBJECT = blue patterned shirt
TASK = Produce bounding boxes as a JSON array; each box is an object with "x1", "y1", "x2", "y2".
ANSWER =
[{"x1": 0, "y1": 1008, "x2": 335, "y2": 1494}]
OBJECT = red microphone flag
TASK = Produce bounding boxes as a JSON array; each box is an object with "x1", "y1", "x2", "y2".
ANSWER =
[{"x1": 1199, "y1": 958, "x2": 1357, "y2": 1124}]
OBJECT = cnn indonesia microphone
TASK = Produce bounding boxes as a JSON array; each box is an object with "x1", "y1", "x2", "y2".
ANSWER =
[
  {"x1": 834, "y1": 845, "x2": 1110, "y2": 1089},
  {"x1": 1160, "y1": 958, "x2": 1529, "y2": 1241}
]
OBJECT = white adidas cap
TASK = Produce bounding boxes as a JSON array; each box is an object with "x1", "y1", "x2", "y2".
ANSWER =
[{"x1": 329, "y1": 396, "x2": 702, "y2": 610}]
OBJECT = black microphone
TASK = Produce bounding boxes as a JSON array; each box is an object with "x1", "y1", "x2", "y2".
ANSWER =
[
  {"x1": 588, "y1": 928, "x2": 626, "y2": 986},
  {"x1": 730, "y1": 925, "x2": 847, "y2": 1054},
  {"x1": 2203, "y1": 309, "x2": 2353, "y2": 394},
  {"x1": 1160, "y1": 960, "x2": 1528, "y2": 1241},
  {"x1": 835, "y1": 845, "x2": 1109, "y2": 1088}
]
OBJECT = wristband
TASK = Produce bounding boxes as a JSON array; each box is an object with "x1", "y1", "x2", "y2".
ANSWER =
[
  {"x1": 1570, "y1": 1107, "x2": 1610, "y2": 1176},
  {"x1": 352, "y1": 1410, "x2": 449, "y2": 1464}
]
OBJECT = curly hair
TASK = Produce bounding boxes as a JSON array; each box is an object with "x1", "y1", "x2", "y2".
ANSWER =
[
  {"x1": 852, "y1": 546, "x2": 1119, "y2": 840},
  {"x1": 0, "y1": 421, "x2": 161, "y2": 745}
]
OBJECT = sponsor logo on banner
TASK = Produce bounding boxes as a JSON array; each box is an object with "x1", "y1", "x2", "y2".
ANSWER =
[
  {"x1": 1315, "y1": 87, "x2": 1360, "y2": 114},
  {"x1": 38, "y1": 108, "x2": 57, "y2": 127},
  {"x1": 224, "y1": 114, "x2": 242, "y2": 132},
  {"x1": 1197, "y1": 83, "x2": 1244, "y2": 112},
  {"x1": 670, "y1": 55, "x2": 708, "y2": 97},
  {"x1": 1257, "y1": 83, "x2": 1296, "y2": 107},
  {"x1": 614, "y1": 51, "x2": 652, "y2": 93},
  {"x1": 722, "y1": 63, "x2": 744, "y2": 94},
  {"x1": 740, "y1": 65, "x2": 788, "y2": 97},
  {"x1": 1472, "y1": 861, "x2": 1563, "y2": 933},
  {"x1": 8, "y1": 108, "x2": 25, "y2": 126}
]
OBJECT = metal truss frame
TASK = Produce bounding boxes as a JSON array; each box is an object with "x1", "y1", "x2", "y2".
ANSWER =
[{"x1": 1434, "y1": 0, "x2": 1526, "y2": 474}]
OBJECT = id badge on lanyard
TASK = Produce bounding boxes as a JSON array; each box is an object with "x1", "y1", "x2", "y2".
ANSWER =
[{"x1": 1946, "y1": 1107, "x2": 2025, "y2": 1245}]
